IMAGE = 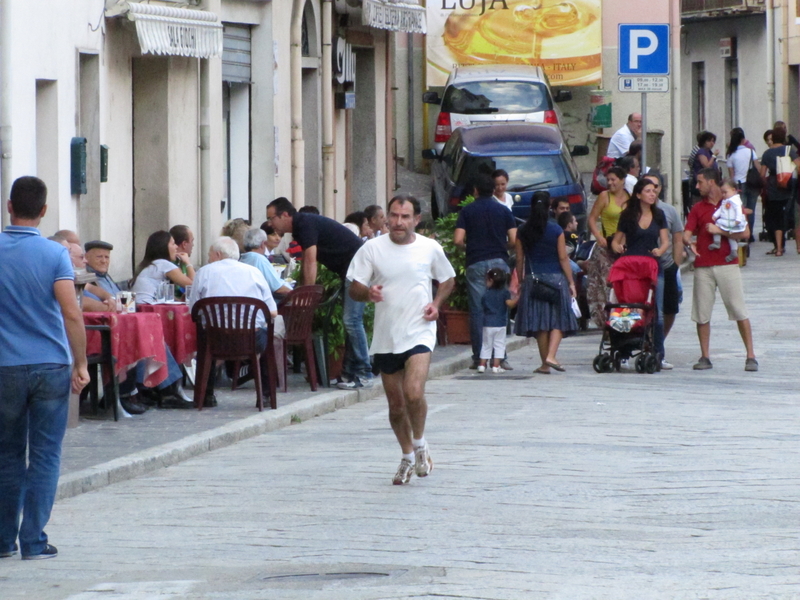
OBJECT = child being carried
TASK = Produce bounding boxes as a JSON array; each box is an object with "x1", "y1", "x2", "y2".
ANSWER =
[{"x1": 709, "y1": 179, "x2": 747, "y2": 262}]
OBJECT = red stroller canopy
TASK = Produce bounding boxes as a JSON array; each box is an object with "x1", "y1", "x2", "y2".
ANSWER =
[{"x1": 607, "y1": 255, "x2": 659, "y2": 305}]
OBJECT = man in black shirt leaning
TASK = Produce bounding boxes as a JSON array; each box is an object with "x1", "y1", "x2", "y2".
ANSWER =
[{"x1": 267, "y1": 197, "x2": 374, "y2": 389}]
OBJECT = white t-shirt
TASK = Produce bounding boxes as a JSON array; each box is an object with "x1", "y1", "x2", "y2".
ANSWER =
[
  {"x1": 727, "y1": 145, "x2": 757, "y2": 184},
  {"x1": 132, "y1": 259, "x2": 179, "y2": 304},
  {"x1": 494, "y1": 192, "x2": 514, "y2": 210},
  {"x1": 347, "y1": 234, "x2": 456, "y2": 355},
  {"x1": 188, "y1": 259, "x2": 276, "y2": 329},
  {"x1": 624, "y1": 173, "x2": 638, "y2": 196},
  {"x1": 607, "y1": 125, "x2": 635, "y2": 159}
]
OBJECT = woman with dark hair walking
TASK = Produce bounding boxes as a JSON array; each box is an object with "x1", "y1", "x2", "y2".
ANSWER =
[{"x1": 514, "y1": 197, "x2": 577, "y2": 374}]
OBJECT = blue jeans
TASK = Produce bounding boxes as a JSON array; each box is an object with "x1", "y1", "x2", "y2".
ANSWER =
[
  {"x1": 0, "y1": 363, "x2": 71, "y2": 557},
  {"x1": 654, "y1": 271, "x2": 666, "y2": 359},
  {"x1": 342, "y1": 280, "x2": 372, "y2": 381},
  {"x1": 466, "y1": 258, "x2": 510, "y2": 362},
  {"x1": 120, "y1": 344, "x2": 184, "y2": 395},
  {"x1": 741, "y1": 186, "x2": 759, "y2": 242}
]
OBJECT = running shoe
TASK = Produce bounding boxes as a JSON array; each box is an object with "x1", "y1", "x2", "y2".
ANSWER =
[
  {"x1": 491, "y1": 366, "x2": 505, "y2": 374},
  {"x1": 414, "y1": 444, "x2": 434, "y2": 478},
  {"x1": 392, "y1": 458, "x2": 414, "y2": 485},
  {"x1": 22, "y1": 544, "x2": 58, "y2": 560}
]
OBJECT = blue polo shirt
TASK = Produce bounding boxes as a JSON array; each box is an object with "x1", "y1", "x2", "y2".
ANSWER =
[
  {"x1": 0, "y1": 226, "x2": 74, "y2": 366},
  {"x1": 455, "y1": 196, "x2": 517, "y2": 267},
  {"x1": 84, "y1": 266, "x2": 121, "y2": 301},
  {"x1": 240, "y1": 251, "x2": 285, "y2": 293}
]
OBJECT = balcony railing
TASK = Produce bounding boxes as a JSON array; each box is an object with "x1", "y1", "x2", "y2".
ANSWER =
[{"x1": 682, "y1": 0, "x2": 765, "y2": 17}]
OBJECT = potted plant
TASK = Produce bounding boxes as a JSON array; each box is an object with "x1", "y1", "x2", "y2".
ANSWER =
[
  {"x1": 429, "y1": 197, "x2": 474, "y2": 345},
  {"x1": 291, "y1": 262, "x2": 374, "y2": 381}
]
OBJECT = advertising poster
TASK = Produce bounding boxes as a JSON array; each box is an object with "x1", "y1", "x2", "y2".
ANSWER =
[{"x1": 426, "y1": 0, "x2": 602, "y2": 88}]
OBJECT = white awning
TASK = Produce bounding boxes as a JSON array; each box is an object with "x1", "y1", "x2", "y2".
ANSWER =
[
  {"x1": 107, "y1": 2, "x2": 223, "y2": 59},
  {"x1": 361, "y1": 0, "x2": 426, "y2": 34}
]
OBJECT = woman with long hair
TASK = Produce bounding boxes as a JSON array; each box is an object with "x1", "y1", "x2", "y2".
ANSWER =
[
  {"x1": 726, "y1": 128, "x2": 760, "y2": 243},
  {"x1": 611, "y1": 179, "x2": 669, "y2": 259},
  {"x1": 514, "y1": 197, "x2": 577, "y2": 374},
  {"x1": 585, "y1": 166, "x2": 629, "y2": 327},
  {"x1": 131, "y1": 230, "x2": 194, "y2": 303}
]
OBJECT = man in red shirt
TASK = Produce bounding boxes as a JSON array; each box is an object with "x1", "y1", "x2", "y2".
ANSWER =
[{"x1": 683, "y1": 168, "x2": 757, "y2": 371}]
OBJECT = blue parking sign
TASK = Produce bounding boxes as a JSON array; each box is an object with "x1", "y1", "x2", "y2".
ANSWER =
[{"x1": 618, "y1": 24, "x2": 670, "y2": 75}]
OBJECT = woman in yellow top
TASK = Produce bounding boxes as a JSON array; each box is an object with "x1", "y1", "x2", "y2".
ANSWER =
[{"x1": 585, "y1": 166, "x2": 630, "y2": 327}]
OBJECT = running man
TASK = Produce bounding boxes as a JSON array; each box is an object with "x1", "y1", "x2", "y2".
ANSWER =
[{"x1": 347, "y1": 194, "x2": 455, "y2": 485}]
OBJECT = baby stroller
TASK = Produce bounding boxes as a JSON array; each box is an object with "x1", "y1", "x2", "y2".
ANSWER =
[{"x1": 592, "y1": 255, "x2": 660, "y2": 374}]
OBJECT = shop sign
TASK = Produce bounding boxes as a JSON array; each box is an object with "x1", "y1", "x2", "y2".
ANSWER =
[
  {"x1": 333, "y1": 37, "x2": 356, "y2": 85},
  {"x1": 362, "y1": 0, "x2": 426, "y2": 34}
]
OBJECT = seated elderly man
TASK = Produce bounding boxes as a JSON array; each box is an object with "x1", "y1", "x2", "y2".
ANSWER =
[
  {"x1": 189, "y1": 237, "x2": 278, "y2": 407},
  {"x1": 84, "y1": 241, "x2": 119, "y2": 294},
  {"x1": 66, "y1": 240, "x2": 116, "y2": 312},
  {"x1": 240, "y1": 228, "x2": 292, "y2": 299}
]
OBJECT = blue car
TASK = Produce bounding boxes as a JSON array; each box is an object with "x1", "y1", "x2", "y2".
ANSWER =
[{"x1": 423, "y1": 123, "x2": 590, "y2": 229}]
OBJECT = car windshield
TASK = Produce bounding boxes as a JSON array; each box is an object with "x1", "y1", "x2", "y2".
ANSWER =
[
  {"x1": 441, "y1": 81, "x2": 550, "y2": 115},
  {"x1": 462, "y1": 154, "x2": 570, "y2": 189}
]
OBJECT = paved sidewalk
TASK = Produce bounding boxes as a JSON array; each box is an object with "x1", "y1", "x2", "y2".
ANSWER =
[
  {"x1": 58, "y1": 336, "x2": 533, "y2": 499},
  {"x1": 4, "y1": 241, "x2": 798, "y2": 599}
]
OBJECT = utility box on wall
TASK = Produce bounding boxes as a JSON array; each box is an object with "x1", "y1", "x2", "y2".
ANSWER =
[
  {"x1": 70, "y1": 137, "x2": 87, "y2": 195},
  {"x1": 100, "y1": 145, "x2": 109, "y2": 182}
]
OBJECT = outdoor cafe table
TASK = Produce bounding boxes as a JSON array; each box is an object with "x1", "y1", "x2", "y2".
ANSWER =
[
  {"x1": 136, "y1": 302, "x2": 197, "y2": 366},
  {"x1": 83, "y1": 311, "x2": 168, "y2": 388}
]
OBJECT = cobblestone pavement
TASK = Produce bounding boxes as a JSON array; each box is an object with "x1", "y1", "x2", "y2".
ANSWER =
[{"x1": 3, "y1": 242, "x2": 799, "y2": 599}]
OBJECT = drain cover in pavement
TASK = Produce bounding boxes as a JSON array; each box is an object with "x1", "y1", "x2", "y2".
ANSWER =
[
  {"x1": 453, "y1": 375, "x2": 532, "y2": 380},
  {"x1": 261, "y1": 571, "x2": 395, "y2": 582}
]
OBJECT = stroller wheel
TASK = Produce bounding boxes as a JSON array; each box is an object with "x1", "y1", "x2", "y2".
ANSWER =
[
  {"x1": 644, "y1": 354, "x2": 658, "y2": 374},
  {"x1": 600, "y1": 354, "x2": 614, "y2": 373},
  {"x1": 634, "y1": 355, "x2": 645, "y2": 373},
  {"x1": 592, "y1": 355, "x2": 604, "y2": 373}
]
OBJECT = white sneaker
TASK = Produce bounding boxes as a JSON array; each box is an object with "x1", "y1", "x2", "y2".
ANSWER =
[
  {"x1": 660, "y1": 360, "x2": 674, "y2": 370},
  {"x1": 476, "y1": 365, "x2": 486, "y2": 373},
  {"x1": 619, "y1": 359, "x2": 633, "y2": 371},
  {"x1": 392, "y1": 458, "x2": 414, "y2": 485},
  {"x1": 414, "y1": 443, "x2": 433, "y2": 478},
  {"x1": 491, "y1": 366, "x2": 505, "y2": 374}
]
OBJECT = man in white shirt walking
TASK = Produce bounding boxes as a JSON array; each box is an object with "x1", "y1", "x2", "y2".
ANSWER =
[{"x1": 347, "y1": 194, "x2": 455, "y2": 485}]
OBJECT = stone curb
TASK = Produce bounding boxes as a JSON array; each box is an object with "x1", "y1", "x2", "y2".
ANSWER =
[{"x1": 56, "y1": 337, "x2": 532, "y2": 501}]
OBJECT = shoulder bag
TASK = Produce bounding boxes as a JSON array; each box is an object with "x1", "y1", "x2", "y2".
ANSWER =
[
  {"x1": 775, "y1": 145, "x2": 796, "y2": 189},
  {"x1": 745, "y1": 150, "x2": 762, "y2": 190}
]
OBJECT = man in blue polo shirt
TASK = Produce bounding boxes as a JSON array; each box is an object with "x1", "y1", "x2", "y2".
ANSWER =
[
  {"x1": 0, "y1": 176, "x2": 89, "y2": 561},
  {"x1": 454, "y1": 172, "x2": 517, "y2": 369}
]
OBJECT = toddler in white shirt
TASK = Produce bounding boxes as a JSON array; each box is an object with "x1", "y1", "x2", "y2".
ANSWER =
[{"x1": 709, "y1": 180, "x2": 747, "y2": 262}]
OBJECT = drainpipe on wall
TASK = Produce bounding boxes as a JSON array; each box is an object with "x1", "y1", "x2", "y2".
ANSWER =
[
  {"x1": 321, "y1": 0, "x2": 335, "y2": 217},
  {"x1": 671, "y1": 2, "x2": 682, "y2": 207},
  {"x1": 199, "y1": 58, "x2": 214, "y2": 257},
  {"x1": 766, "y1": 0, "x2": 776, "y2": 125},
  {"x1": 290, "y1": 0, "x2": 306, "y2": 208},
  {"x1": 781, "y1": 0, "x2": 789, "y2": 121},
  {"x1": 0, "y1": 0, "x2": 12, "y2": 226}
]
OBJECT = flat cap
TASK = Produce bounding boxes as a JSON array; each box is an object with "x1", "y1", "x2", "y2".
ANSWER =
[{"x1": 84, "y1": 240, "x2": 114, "y2": 252}]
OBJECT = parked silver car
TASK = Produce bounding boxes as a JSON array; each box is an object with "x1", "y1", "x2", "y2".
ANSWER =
[{"x1": 423, "y1": 64, "x2": 572, "y2": 153}]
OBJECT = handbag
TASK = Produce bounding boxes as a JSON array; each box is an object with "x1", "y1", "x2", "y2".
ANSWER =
[
  {"x1": 775, "y1": 145, "x2": 795, "y2": 189},
  {"x1": 528, "y1": 274, "x2": 560, "y2": 304},
  {"x1": 745, "y1": 150, "x2": 762, "y2": 190}
]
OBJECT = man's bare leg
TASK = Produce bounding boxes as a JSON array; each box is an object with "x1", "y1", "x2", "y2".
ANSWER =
[
  {"x1": 381, "y1": 370, "x2": 414, "y2": 455},
  {"x1": 697, "y1": 322, "x2": 711, "y2": 358},
  {"x1": 736, "y1": 318, "x2": 756, "y2": 359},
  {"x1": 402, "y1": 352, "x2": 431, "y2": 441}
]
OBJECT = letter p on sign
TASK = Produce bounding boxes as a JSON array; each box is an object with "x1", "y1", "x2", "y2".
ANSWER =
[{"x1": 618, "y1": 24, "x2": 670, "y2": 76}]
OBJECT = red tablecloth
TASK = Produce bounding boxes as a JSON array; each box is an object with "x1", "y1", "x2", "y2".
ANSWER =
[
  {"x1": 84, "y1": 312, "x2": 167, "y2": 388},
  {"x1": 137, "y1": 303, "x2": 197, "y2": 365}
]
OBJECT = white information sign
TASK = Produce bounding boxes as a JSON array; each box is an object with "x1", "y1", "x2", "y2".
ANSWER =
[{"x1": 618, "y1": 76, "x2": 670, "y2": 93}]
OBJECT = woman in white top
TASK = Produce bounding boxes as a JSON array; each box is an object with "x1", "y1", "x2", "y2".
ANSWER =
[
  {"x1": 131, "y1": 230, "x2": 195, "y2": 304},
  {"x1": 725, "y1": 127, "x2": 761, "y2": 243},
  {"x1": 492, "y1": 169, "x2": 514, "y2": 210}
]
